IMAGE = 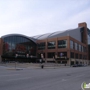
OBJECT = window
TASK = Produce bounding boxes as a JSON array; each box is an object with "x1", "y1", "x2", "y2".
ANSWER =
[
  {"x1": 79, "y1": 54, "x2": 82, "y2": 59},
  {"x1": 81, "y1": 45, "x2": 82, "y2": 52},
  {"x1": 83, "y1": 55, "x2": 87, "y2": 60},
  {"x1": 47, "y1": 52, "x2": 55, "y2": 58},
  {"x1": 70, "y1": 40, "x2": 74, "y2": 49},
  {"x1": 77, "y1": 44, "x2": 79, "y2": 51},
  {"x1": 38, "y1": 42, "x2": 45, "y2": 50},
  {"x1": 82, "y1": 46, "x2": 87, "y2": 52},
  {"x1": 79, "y1": 44, "x2": 81, "y2": 51},
  {"x1": 75, "y1": 53, "x2": 78, "y2": 59},
  {"x1": 82, "y1": 55, "x2": 87, "y2": 59},
  {"x1": 84, "y1": 47, "x2": 87, "y2": 52},
  {"x1": 85, "y1": 55, "x2": 87, "y2": 59},
  {"x1": 48, "y1": 41, "x2": 55, "y2": 49},
  {"x1": 70, "y1": 52, "x2": 74, "y2": 58},
  {"x1": 58, "y1": 52, "x2": 67, "y2": 57},
  {"x1": 75, "y1": 43, "x2": 77, "y2": 50},
  {"x1": 82, "y1": 46, "x2": 84, "y2": 52},
  {"x1": 58, "y1": 40, "x2": 67, "y2": 48}
]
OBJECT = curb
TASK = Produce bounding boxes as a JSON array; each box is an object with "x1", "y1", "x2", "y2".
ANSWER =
[{"x1": 7, "y1": 68, "x2": 23, "y2": 70}]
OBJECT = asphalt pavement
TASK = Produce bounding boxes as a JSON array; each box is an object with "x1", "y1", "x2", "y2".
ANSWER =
[{"x1": 0, "y1": 64, "x2": 90, "y2": 90}]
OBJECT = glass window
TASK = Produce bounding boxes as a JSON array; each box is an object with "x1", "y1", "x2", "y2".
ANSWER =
[
  {"x1": 79, "y1": 45, "x2": 81, "y2": 51},
  {"x1": 58, "y1": 52, "x2": 67, "y2": 57},
  {"x1": 79, "y1": 54, "x2": 82, "y2": 59},
  {"x1": 82, "y1": 46, "x2": 83, "y2": 52},
  {"x1": 70, "y1": 52, "x2": 74, "y2": 58},
  {"x1": 38, "y1": 42, "x2": 45, "y2": 50},
  {"x1": 85, "y1": 55, "x2": 87, "y2": 59},
  {"x1": 58, "y1": 40, "x2": 67, "y2": 48},
  {"x1": 83, "y1": 46, "x2": 85, "y2": 52},
  {"x1": 77, "y1": 44, "x2": 79, "y2": 51},
  {"x1": 81, "y1": 45, "x2": 82, "y2": 52},
  {"x1": 88, "y1": 34, "x2": 90, "y2": 44},
  {"x1": 75, "y1": 43, "x2": 77, "y2": 50},
  {"x1": 70, "y1": 40, "x2": 74, "y2": 49},
  {"x1": 47, "y1": 52, "x2": 55, "y2": 58},
  {"x1": 84, "y1": 47, "x2": 87, "y2": 52},
  {"x1": 83, "y1": 55, "x2": 87, "y2": 59},
  {"x1": 48, "y1": 41, "x2": 55, "y2": 49},
  {"x1": 75, "y1": 53, "x2": 78, "y2": 59}
]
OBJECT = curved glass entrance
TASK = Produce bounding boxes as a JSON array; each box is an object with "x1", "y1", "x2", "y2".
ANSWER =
[{"x1": 2, "y1": 35, "x2": 37, "y2": 62}]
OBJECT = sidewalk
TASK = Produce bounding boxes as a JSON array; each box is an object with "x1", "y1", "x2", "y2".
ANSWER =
[{"x1": 0, "y1": 62, "x2": 70, "y2": 69}]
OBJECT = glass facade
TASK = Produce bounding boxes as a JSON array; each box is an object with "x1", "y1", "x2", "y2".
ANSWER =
[
  {"x1": 48, "y1": 41, "x2": 55, "y2": 49},
  {"x1": 58, "y1": 40, "x2": 67, "y2": 48},
  {"x1": 2, "y1": 36, "x2": 36, "y2": 58}
]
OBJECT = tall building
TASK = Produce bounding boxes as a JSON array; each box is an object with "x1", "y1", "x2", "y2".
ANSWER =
[{"x1": 0, "y1": 22, "x2": 90, "y2": 65}]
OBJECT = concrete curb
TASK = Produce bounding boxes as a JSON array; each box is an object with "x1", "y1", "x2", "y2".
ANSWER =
[{"x1": 7, "y1": 68, "x2": 23, "y2": 70}]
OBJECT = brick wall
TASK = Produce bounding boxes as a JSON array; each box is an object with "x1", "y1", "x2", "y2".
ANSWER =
[{"x1": 78, "y1": 22, "x2": 88, "y2": 60}]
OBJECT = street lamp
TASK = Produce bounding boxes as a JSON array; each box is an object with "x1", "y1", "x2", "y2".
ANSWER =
[{"x1": 15, "y1": 53, "x2": 18, "y2": 69}]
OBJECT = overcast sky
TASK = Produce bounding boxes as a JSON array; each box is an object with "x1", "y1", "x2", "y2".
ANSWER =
[{"x1": 0, "y1": 0, "x2": 90, "y2": 37}]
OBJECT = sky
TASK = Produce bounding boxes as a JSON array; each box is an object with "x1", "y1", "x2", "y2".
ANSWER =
[{"x1": 0, "y1": 0, "x2": 90, "y2": 37}]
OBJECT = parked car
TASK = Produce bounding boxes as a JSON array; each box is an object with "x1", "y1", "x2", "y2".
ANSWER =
[
  {"x1": 72, "y1": 64, "x2": 83, "y2": 67},
  {"x1": 77, "y1": 64, "x2": 83, "y2": 67},
  {"x1": 72, "y1": 64, "x2": 78, "y2": 67}
]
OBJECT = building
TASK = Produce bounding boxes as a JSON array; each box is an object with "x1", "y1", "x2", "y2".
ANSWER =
[{"x1": 0, "y1": 22, "x2": 90, "y2": 65}]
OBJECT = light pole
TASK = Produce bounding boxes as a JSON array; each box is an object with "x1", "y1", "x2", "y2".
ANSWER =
[{"x1": 15, "y1": 54, "x2": 18, "y2": 69}]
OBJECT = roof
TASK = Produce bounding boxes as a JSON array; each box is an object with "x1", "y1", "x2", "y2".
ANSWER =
[
  {"x1": 32, "y1": 27, "x2": 83, "y2": 41},
  {"x1": 1, "y1": 34, "x2": 36, "y2": 43},
  {"x1": 1, "y1": 27, "x2": 85, "y2": 43}
]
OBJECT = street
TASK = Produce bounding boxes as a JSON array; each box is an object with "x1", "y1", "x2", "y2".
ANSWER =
[{"x1": 0, "y1": 65, "x2": 90, "y2": 90}]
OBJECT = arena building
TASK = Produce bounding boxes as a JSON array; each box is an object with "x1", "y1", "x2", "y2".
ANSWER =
[{"x1": 0, "y1": 22, "x2": 90, "y2": 65}]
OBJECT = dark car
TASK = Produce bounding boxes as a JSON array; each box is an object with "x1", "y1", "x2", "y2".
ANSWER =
[
  {"x1": 77, "y1": 64, "x2": 83, "y2": 67},
  {"x1": 72, "y1": 64, "x2": 78, "y2": 67},
  {"x1": 72, "y1": 64, "x2": 83, "y2": 67}
]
